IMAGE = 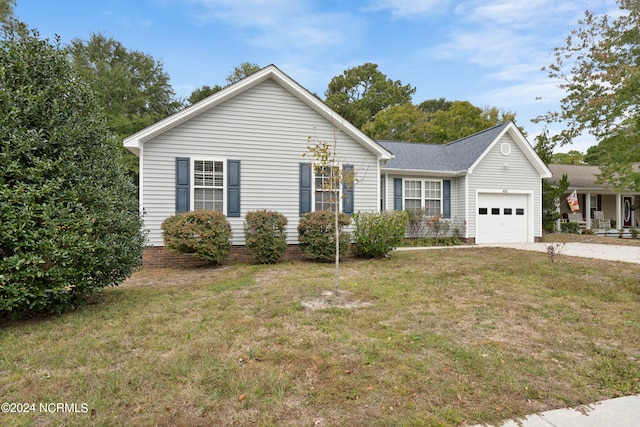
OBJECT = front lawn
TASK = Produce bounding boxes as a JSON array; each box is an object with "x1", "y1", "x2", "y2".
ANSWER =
[{"x1": 1, "y1": 247, "x2": 639, "y2": 426}]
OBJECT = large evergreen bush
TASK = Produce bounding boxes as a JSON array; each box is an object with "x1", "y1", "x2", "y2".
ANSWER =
[{"x1": 0, "y1": 22, "x2": 145, "y2": 318}]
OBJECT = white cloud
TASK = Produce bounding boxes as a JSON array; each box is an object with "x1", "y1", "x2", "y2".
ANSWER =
[
  {"x1": 186, "y1": 0, "x2": 305, "y2": 27},
  {"x1": 367, "y1": 0, "x2": 447, "y2": 17},
  {"x1": 456, "y1": 0, "x2": 580, "y2": 29},
  {"x1": 435, "y1": 28, "x2": 539, "y2": 68},
  {"x1": 184, "y1": 0, "x2": 365, "y2": 52}
]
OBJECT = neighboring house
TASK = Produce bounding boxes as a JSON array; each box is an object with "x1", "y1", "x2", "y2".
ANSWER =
[
  {"x1": 546, "y1": 163, "x2": 640, "y2": 230},
  {"x1": 379, "y1": 122, "x2": 551, "y2": 244},
  {"x1": 124, "y1": 65, "x2": 552, "y2": 265}
]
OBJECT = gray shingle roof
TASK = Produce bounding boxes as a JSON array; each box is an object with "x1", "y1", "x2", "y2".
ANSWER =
[
  {"x1": 547, "y1": 164, "x2": 602, "y2": 188},
  {"x1": 379, "y1": 122, "x2": 510, "y2": 172}
]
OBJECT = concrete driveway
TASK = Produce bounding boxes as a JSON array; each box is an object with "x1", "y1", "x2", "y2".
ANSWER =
[
  {"x1": 478, "y1": 242, "x2": 640, "y2": 264},
  {"x1": 398, "y1": 242, "x2": 640, "y2": 264}
]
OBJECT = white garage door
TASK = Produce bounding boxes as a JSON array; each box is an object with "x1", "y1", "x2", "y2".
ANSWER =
[{"x1": 477, "y1": 193, "x2": 529, "y2": 243}]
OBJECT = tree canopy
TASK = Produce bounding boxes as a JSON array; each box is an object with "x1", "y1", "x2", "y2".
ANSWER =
[
  {"x1": 535, "y1": 0, "x2": 640, "y2": 188},
  {"x1": 187, "y1": 84, "x2": 223, "y2": 105},
  {"x1": 67, "y1": 33, "x2": 182, "y2": 175},
  {"x1": 0, "y1": 22, "x2": 145, "y2": 317},
  {"x1": 0, "y1": 0, "x2": 15, "y2": 24},
  {"x1": 325, "y1": 63, "x2": 416, "y2": 129},
  {"x1": 226, "y1": 61, "x2": 260, "y2": 85},
  {"x1": 187, "y1": 62, "x2": 261, "y2": 105},
  {"x1": 361, "y1": 104, "x2": 430, "y2": 142},
  {"x1": 363, "y1": 100, "x2": 516, "y2": 143}
]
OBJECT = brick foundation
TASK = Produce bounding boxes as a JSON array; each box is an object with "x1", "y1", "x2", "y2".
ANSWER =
[{"x1": 142, "y1": 245, "x2": 306, "y2": 268}]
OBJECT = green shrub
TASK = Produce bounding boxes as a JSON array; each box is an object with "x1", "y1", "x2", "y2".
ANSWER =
[
  {"x1": 0, "y1": 23, "x2": 145, "y2": 318},
  {"x1": 400, "y1": 237, "x2": 463, "y2": 247},
  {"x1": 560, "y1": 222, "x2": 580, "y2": 234},
  {"x1": 244, "y1": 210, "x2": 288, "y2": 264},
  {"x1": 352, "y1": 211, "x2": 409, "y2": 258},
  {"x1": 297, "y1": 211, "x2": 351, "y2": 262},
  {"x1": 161, "y1": 211, "x2": 232, "y2": 265}
]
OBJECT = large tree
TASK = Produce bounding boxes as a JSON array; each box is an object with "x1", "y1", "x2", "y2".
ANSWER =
[
  {"x1": 187, "y1": 84, "x2": 223, "y2": 105},
  {"x1": 536, "y1": 0, "x2": 640, "y2": 189},
  {"x1": 68, "y1": 33, "x2": 182, "y2": 176},
  {"x1": 0, "y1": 22, "x2": 145, "y2": 318},
  {"x1": 364, "y1": 100, "x2": 516, "y2": 143},
  {"x1": 0, "y1": 0, "x2": 15, "y2": 24},
  {"x1": 187, "y1": 62, "x2": 261, "y2": 105},
  {"x1": 325, "y1": 63, "x2": 415, "y2": 129},
  {"x1": 361, "y1": 104, "x2": 430, "y2": 142},
  {"x1": 226, "y1": 61, "x2": 260, "y2": 85}
]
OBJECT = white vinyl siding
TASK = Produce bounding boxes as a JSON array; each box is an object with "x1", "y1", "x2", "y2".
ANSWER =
[{"x1": 141, "y1": 79, "x2": 380, "y2": 246}]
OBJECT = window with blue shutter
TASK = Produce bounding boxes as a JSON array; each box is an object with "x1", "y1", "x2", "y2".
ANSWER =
[
  {"x1": 175, "y1": 157, "x2": 190, "y2": 213},
  {"x1": 342, "y1": 164, "x2": 354, "y2": 215},
  {"x1": 227, "y1": 160, "x2": 241, "y2": 217},
  {"x1": 443, "y1": 179, "x2": 451, "y2": 218},
  {"x1": 299, "y1": 162, "x2": 312, "y2": 216},
  {"x1": 393, "y1": 178, "x2": 403, "y2": 211}
]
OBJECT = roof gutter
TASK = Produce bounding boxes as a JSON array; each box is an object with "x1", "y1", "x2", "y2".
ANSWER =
[{"x1": 380, "y1": 167, "x2": 468, "y2": 177}]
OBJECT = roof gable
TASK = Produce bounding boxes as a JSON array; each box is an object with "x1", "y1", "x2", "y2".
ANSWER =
[
  {"x1": 123, "y1": 64, "x2": 392, "y2": 160},
  {"x1": 380, "y1": 122, "x2": 551, "y2": 178}
]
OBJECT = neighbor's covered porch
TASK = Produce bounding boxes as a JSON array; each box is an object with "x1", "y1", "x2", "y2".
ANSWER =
[
  {"x1": 547, "y1": 164, "x2": 639, "y2": 235},
  {"x1": 559, "y1": 190, "x2": 638, "y2": 233}
]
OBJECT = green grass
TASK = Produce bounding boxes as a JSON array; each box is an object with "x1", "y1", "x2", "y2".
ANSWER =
[{"x1": 1, "y1": 248, "x2": 640, "y2": 426}]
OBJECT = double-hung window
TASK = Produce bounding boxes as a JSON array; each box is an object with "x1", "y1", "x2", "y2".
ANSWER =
[
  {"x1": 404, "y1": 179, "x2": 442, "y2": 216},
  {"x1": 404, "y1": 180, "x2": 422, "y2": 211},
  {"x1": 193, "y1": 159, "x2": 224, "y2": 212},
  {"x1": 314, "y1": 165, "x2": 340, "y2": 212}
]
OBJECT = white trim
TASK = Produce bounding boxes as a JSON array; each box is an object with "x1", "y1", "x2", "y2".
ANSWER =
[
  {"x1": 376, "y1": 160, "x2": 382, "y2": 212},
  {"x1": 138, "y1": 144, "x2": 144, "y2": 215},
  {"x1": 464, "y1": 174, "x2": 469, "y2": 240},
  {"x1": 311, "y1": 163, "x2": 343, "y2": 213},
  {"x1": 382, "y1": 168, "x2": 466, "y2": 177},
  {"x1": 190, "y1": 157, "x2": 227, "y2": 214},
  {"x1": 402, "y1": 178, "x2": 444, "y2": 216}
]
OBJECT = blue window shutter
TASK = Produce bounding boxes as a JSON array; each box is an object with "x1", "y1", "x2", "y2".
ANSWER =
[
  {"x1": 443, "y1": 179, "x2": 451, "y2": 218},
  {"x1": 342, "y1": 164, "x2": 354, "y2": 214},
  {"x1": 175, "y1": 157, "x2": 190, "y2": 213},
  {"x1": 299, "y1": 162, "x2": 312, "y2": 216},
  {"x1": 393, "y1": 178, "x2": 403, "y2": 211},
  {"x1": 227, "y1": 160, "x2": 241, "y2": 217}
]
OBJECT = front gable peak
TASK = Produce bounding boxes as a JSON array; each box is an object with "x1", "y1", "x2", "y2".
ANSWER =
[{"x1": 123, "y1": 64, "x2": 392, "y2": 160}]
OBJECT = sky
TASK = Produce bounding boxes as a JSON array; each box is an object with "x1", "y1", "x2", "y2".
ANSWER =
[{"x1": 15, "y1": 0, "x2": 620, "y2": 153}]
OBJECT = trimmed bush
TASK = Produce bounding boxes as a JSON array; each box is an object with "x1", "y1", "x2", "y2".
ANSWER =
[
  {"x1": 352, "y1": 211, "x2": 409, "y2": 258},
  {"x1": 244, "y1": 210, "x2": 288, "y2": 264},
  {"x1": 297, "y1": 211, "x2": 351, "y2": 262},
  {"x1": 161, "y1": 211, "x2": 232, "y2": 265}
]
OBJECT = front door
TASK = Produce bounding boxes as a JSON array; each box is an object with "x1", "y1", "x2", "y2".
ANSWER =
[{"x1": 623, "y1": 196, "x2": 634, "y2": 227}]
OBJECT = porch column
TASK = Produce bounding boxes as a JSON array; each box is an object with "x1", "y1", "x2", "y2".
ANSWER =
[
  {"x1": 616, "y1": 193, "x2": 622, "y2": 229},
  {"x1": 585, "y1": 192, "x2": 592, "y2": 228},
  {"x1": 555, "y1": 195, "x2": 562, "y2": 232}
]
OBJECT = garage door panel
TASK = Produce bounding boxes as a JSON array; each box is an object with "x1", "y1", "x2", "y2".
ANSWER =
[{"x1": 477, "y1": 193, "x2": 529, "y2": 243}]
